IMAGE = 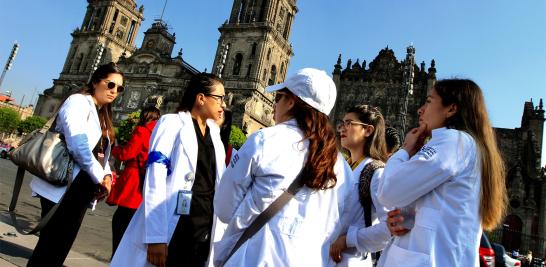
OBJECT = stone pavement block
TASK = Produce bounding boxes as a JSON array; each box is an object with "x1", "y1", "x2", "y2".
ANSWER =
[{"x1": 0, "y1": 211, "x2": 107, "y2": 267}]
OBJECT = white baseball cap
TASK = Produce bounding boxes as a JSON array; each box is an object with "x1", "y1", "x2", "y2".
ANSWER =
[{"x1": 266, "y1": 68, "x2": 337, "y2": 116}]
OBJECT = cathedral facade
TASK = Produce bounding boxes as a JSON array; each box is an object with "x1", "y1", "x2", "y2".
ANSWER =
[
  {"x1": 34, "y1": 0, "x2": 297, "y2": 134},
  {"x1": 34, "y1": 0, "x2": 144, "y2": 118},
  {"x1": 113, "y1": 21, "x2": 199, "y2": 121},
  {"x1": 330, "y1": 45, "x2": 436, "y2": 135},
  {"x1": 211, "y1": 0, "x2": 296, "y2": 133}
]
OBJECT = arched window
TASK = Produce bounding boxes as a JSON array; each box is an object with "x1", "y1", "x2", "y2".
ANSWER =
[
  {"x1": 268, "y1": 65, "x2": 277, "y2": 86},
  {"x1": 267, "y1": 48, "x2": 271, "y2": 60},
  {"x1": 233, "y1": 53, "x2": 243, "y2": 75}
]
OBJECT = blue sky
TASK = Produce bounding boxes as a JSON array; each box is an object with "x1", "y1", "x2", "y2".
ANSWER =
[{"x1": 0, "y1": 0, "x2": 545, "y2": 165}]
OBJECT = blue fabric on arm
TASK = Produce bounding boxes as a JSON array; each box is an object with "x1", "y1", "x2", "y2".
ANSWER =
[{"x1": 147, "y1": 151, "x2": 172, "y2": 176}]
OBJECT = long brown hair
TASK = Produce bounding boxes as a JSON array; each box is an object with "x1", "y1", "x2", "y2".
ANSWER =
[
  {"x1": 345, "y1": 105, "x2": 388, "y2": 162},
  {"x1": 284, "y1": 89, "x2": 339, "y2": 189},
  {"x1": 81, "y1": 62, "x2": 123, "y2": 141},
  {"x1": 434, "y1": 79, "x2": 507, "y2": 230}
]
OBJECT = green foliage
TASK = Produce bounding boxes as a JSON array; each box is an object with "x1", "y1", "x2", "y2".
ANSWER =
[
  {"x1": 229, "y1": 125, "x2": 247, "y2": 150},
  {"x1": 18, "y1": 116, "x2": 47, "y2": 134},
  {"x1": 0, "y1": 107, "x2": 21, "y2": 133},
  {"x1": 116, "y1": 111, "x2": 140, "y2": 145}
]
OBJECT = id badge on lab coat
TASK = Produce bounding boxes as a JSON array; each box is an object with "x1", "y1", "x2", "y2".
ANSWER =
[{"x1": 176, "y1": 190, "x2": 192, "y2": 215}]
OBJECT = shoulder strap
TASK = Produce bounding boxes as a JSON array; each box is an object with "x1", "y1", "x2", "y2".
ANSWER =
[
  {"x1": 8, "y1": 166, "x2": 73, "y2": 235},
  {"x1": 223, "y1": 170, "x2": 305, "y2": 265},
  {"x1": 358, "y1": 160, "x2": 385, "y2": 227}
]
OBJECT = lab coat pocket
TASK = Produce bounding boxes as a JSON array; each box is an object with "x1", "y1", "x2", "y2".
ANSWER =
[
  {"x1": 383, "y1": 243, "x2": 430, "y2": 267},
  {"x1": 409, "y1": 206, "x2": 439, "y2": 255},
  {"x1": 278, "y1": 216, "x2": 303, "y2": 237}
]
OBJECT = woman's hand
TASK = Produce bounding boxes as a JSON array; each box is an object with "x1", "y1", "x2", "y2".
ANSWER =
[
  {"x1": 387, "y1": 209, "x2": 410, "y2": 236},
  {"x1": 401, "y1": 123, "x2": 429, "y2": 157},
  {"x1": 147, "y1": 243, "x2": 168, "y2": 267},
  {"x1": 95, "y1": 175, "x2": 112, "y2": 201},
  {"x1": 329, "y1": 235, "x2": 347, "y2": 263}
]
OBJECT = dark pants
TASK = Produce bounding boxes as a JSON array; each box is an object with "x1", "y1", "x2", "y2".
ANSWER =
[
  {"x1": 26, "y1": 171, "x2": 96, "y2": 267},
  {"x1": 111, "y1": 206, "x2": 136, "y2": 258},
  {"x1": 166, "y1": 216, "x2": 211, "y2": 267}
]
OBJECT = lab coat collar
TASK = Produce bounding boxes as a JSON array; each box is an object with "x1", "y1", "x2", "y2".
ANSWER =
[
  {"x1": 431, "y1": 127, "x2": 448, "y2": 138},
  {"x1": 177, "y1": 112, "x2": 226, "y2": 178},
  {"x1": 279, "y1": 118, "x2": 298, "y2": 127},
  {"x1": 206, "y1": 118, "x2": 227, "y2": 183},
  {"x1": 178, "y1": 111, "x2": 198, "y2": 172},
  {"x1": 84, "y1": 94, "x2": 100, "y2": 127}
]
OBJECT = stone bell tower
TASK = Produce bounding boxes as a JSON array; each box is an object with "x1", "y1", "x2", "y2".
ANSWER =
[
  {"x1": 212, "y1": 0, "x2": 297, "y2": 134},
  {"x1": 34, "y1": 0, "x2": 144, "y2": 118}
]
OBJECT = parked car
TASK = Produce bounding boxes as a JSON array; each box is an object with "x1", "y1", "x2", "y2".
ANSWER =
[
  {"x1": 0, "y1": 144, "x2": 12, "y2": 159},
  {"x1": 492, "y1": 243, "x2": 507, "y2": 267},
  {"x1": 504, "y1": 254, "x2": 521, "y2": 267},
  {"x1": 480, "y1": 233, "x2": 496, "y2": 267}
]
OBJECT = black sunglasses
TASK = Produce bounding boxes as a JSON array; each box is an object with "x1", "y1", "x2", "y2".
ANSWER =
[
  {"x1": 204, "y1": 93, "x2": 226, "y2": 104},
  {"x1": 104, "y1": 80, "x2": 124, "y2": 93}
]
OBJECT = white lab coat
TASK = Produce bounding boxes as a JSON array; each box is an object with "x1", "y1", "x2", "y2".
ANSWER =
[
  {"x1": 341, "y1": 158, "x2": 392, "y2": 267},
  {"x1": 30, "y1": 94, "x2": 112, "y2": 203},
  {"x1": 110, "y1": 111, "x2": 226, "y2": 267},
  {"x1": 213, "y1": 119, "x2": 363, "y2": 267},
  {"x1": 376, "y1": 127, "x2": 482, "y2": 267}
]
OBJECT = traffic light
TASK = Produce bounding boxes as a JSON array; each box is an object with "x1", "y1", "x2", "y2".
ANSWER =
[{"x1": 5, "y1": 42, "x2": 19, "y2": 71}]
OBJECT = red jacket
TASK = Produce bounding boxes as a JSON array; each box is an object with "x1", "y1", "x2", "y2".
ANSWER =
[{"x1": 106, "y1": 120, "x2": 157, "y2": 209}]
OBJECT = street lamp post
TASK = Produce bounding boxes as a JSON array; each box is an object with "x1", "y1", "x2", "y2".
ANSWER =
[{"x1": 0, "y1": 42, "x2": 20, "y2": 93}]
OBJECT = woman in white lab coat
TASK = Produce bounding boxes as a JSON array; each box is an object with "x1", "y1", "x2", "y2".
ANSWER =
[
  {"x1": 110, "y1": 73, "x2": 226, "y2": 267},
  {"x1": 329, "y1": 104, "x2": 392, "y2": 266},
  {"x1": 213, "y1": 68, "x2": 362, "y2": 267},
  {"x1": 376, "y1": 79, "x2": 508, "y2": 266},
  {"x1": 27, "y1": 62, "x2": 122, "y2": 267}
]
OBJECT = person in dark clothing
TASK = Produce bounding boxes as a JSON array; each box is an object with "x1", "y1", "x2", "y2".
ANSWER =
[
  {"x1": 110, "y1": 73, "x2": 227, "y2": 267},
  {"x1": 27, "y1": 62, "x2": 122, "y2": 267}
]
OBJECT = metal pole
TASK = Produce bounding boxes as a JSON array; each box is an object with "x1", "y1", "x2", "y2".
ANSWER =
[
  {"x1": 0, "y1": 69, "x2": 7, "y2": 92},
  {"x1": 18, "y1": 94, "x2": 25, "y2": 116},
  {"x1": 0, "y1": 42, "x2": 19, "y2": 92},
  {"x1": 160, "y1": 0, "x2": 168, "y2": 22}
]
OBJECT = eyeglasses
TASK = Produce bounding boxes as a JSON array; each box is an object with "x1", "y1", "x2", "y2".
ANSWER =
[
  {"x1": 336, "y1": 119, "x2": 370, "y2": 131},
  {"x1": 104, "y1": 80, "x2": 124, "y2": 93},
  {"x1": 274, "y1": 92, "x2": 289, "y2": 103},
  {"x1": 204, "y1": 93, "x2": 226, "y2": 104}
]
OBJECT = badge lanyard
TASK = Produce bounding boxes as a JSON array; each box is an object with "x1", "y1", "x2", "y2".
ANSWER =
[{"x1": 176, "y1": 172, "x2": 195, "y2": 215}]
